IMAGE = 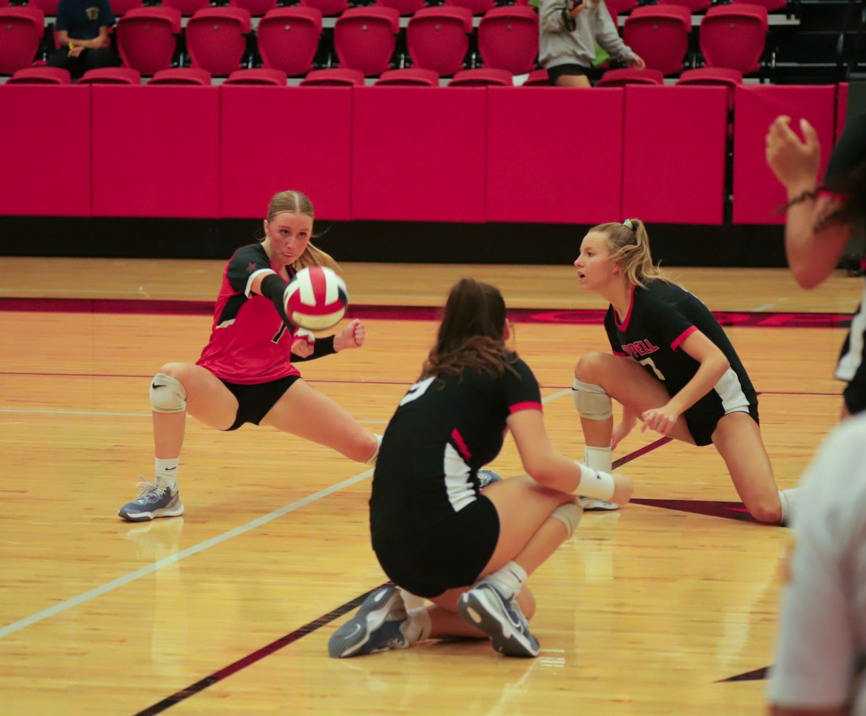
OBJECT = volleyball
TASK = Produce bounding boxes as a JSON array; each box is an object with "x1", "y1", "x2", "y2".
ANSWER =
[{"x1": 283, "y1": 266, "x2": 349, "y2": 331}]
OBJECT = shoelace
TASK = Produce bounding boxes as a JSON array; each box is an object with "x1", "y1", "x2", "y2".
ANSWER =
[{"x1": 134, "y1": 476, "x2": 165, "y2": 503}]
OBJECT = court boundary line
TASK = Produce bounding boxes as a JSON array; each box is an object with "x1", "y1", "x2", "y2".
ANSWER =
[{"x1": 0, "y1": 390, "x2": 572, "y2": 642}]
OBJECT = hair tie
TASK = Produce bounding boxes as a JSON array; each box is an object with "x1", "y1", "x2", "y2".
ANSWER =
[{"x1": 623, "y1": 219, "x2": 635, "y2": 231}]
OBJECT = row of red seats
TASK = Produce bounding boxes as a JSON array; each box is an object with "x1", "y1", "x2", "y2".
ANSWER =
[
  {"x1": 0, "y1": 0, "x2": 790, "y2": 18},
  {"x1": 607, "y1": 0, "x2": 786, "y2": 13},
  {"x1": 4, "y1": 64, "x2": 743, "y2": 92},
  {"x1": 0, "y1": 3, "x2": 769, "y2": 77}
]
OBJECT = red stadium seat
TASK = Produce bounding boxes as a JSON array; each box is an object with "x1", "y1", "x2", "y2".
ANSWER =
[
  {"x1": 700, "y1": 4, "x2": 768, "y2": 74},
  {"x1": 7, "y1": 66, "x2": 71, "y2": 84},
  {"x1": 161, "y1": 0, "x2": 209, "y2": 16},
  {"x1": 604, "y1": 0, "x2": 637, "y2": 14},
  {"x1": 29, "y1": 0, "x2": 59, "y2": 14},
  {"x1": 223, "y1": 67, "x2": 287, "y2": 85},
  {"x1": 109, "y1": 0, "x2": 144, "y2": 17},
  {"x1": 116, "y1": 7, "x2": 182, "y2": 75},
  {"x1": 374, "y1": 68, "x2": 440, "y2": 86},
  {"x1": 187, "y1": 7, "x2": 251, "y2": 76},
  {"x1": 258, "y1": 7, "x2": 322, "y2": 76},
  {"x1": 733, "y1": 0, "x2": 786, "y2": 10},
  {"x1": 448, "y1": 68, "x2": 512, "y2": 86},
  {"x1": 78, "y1": 67, "x2": 143, "y2": 84},
  {"x1": 375, "y1": 0, "x2": 425, "y2": 15},
  {"x1": 658, "y1": 0, "x2": 710, "y2": 11},
  {"x1": 407, "y1": 7, "x2": 472, "y2": 76},
  {"x1": 521, "y1": 68, "x2": 550, "y2": 86},
  {"x1": 676, "y1": 66, "x2": 742, "y2": 108},
  {"x1": 0, "y1": 7, "x2": 45, "y2": 75},
  {"x1": 300, "y1": 0, "x2": 348, "y2": 17},
  {"x1": 300, "y1": 67, "x2": 365, "y2": 85},
  {"x1": 596, "y1": 67, "x2": 664, "y2": 86},
  {"x1": 229, "y1": 0, "x2": 278, "y2": 15},
  {"x1": 445, "y1": 0, "x2": 494, "y2": 16},
  {"x1": 334, "y1": 7, "x2": 400, "y2": 76},
  {"x1": 478, "y1": 6, "x2": 539, "y2": 75},
  {"x1": 148, "y1": 67, "x2": 212, "y2": 84},
  {"x1": 623, "y1": 4, "x2": 692, "y2": 76}
]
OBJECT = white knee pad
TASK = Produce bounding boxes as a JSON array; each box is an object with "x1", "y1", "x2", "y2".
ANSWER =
[
  {"x1": 550, "y1": 500, "x2": 584, "y2": 538},
  {"x1": 572, "y1": 379, "x2": 613, "y2": 420},
  {"x1": 150, "y1": 373, "x2": 187, "y2": 414}
]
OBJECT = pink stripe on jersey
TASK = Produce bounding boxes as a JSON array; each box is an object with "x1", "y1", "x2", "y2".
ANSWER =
[
  {"x1": 451, "y1": 428, "x2": 472, "y2": 460},
  {"x1": 614, "y1": 284, "x2": 637, "y2": 331},
  {"x1": 613, "y1": 350, "x2": 627, "y2": 356},
  {"x1": 509, "y1": 401, "x2": 543, "y2": 414},
  {"x1": 671, "y1": 325, "x2": 698, "y2": 351}
]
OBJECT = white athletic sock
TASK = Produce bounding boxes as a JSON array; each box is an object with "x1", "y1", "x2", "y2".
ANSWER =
[
  {"x1": 480, "y1": 561, "x2": 528, "y2": 601},
  {"x1": 584, "y1": 445, "x2": 613, "y2": 473},
  {"x1": 155, "y1": 457, "x2": 179, "y2": 492},
  {"x1": 779, "y1": 488, "x2": 799, "y2": 525},
  {"x1": 401, "y1": 607, "x2": 432, "y2": 644}
]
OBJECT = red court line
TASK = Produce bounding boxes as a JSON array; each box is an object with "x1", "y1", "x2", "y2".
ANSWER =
[{"x1": 0, "y1": 297, "x2": 854, "y2": 328}]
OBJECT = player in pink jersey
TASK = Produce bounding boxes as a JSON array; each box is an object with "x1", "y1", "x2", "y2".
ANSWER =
[{"x1": 118, "y1": 190, "x2": 380, "y2": 522}]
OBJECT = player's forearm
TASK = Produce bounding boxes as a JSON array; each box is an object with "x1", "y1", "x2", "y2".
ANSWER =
[{"x1": 668, "y1": 355, "x2": 729, "y2": 416}]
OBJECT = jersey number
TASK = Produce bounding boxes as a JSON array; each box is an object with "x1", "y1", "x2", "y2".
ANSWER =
[
  {"x1": 638, "y1": 357, "x2": 666, "y2": 381},
  {"x1": 400, "y1": 377, "x2": 435, "y2": 406},
  {"x1": 272, "y1": 322, "x2": 290, "y2": 345}
]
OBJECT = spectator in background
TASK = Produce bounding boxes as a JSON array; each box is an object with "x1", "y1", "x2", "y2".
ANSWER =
[
  {"x1": 47, "y1": 0, "x2": 121, "y2": 80},
  {"x1": 538, "y1": 0, "x2": 645, "y2": 88}
]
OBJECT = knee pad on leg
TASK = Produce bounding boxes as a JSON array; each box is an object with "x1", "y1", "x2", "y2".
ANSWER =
[
  {"x1": 572, "y1": 379, "x2": 613, "y2": 420},
  {"x1": 150, "y1": 373, "x2": 187, "y2": 414},
  {"x1": 550, "y1": 500, "x2": 584, "y2": 538}
]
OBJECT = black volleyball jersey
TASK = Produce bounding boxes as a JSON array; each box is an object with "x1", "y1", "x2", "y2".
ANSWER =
[
  {"x1": 370, "y1": 355, "x2": 542, "y2": 543},
  {"x1": 604, "y1": 281, "x2": 757, "y2": 414}
]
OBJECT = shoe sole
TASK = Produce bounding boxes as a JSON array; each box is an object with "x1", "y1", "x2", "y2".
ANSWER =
[
  {"x1": 328, "y1": 588, "x2": 400, "y2": 659},
  {"x1": 118, "y1": 501, "x2": 185, "y2": 522},
  {"x1": 578, "y1": 498, "x2": 619, "y2": 511},
  {"x1": 458, "y1": 590, "x2": 539, "y2": 658}
]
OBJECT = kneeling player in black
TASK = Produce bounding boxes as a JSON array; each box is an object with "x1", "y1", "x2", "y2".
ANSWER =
[
  {"x1": 571, "y1": 219, "x2": 799, "y2": 524},
  {"x1": 328, "y1": 279, "x2": 633, "y2": 659}
]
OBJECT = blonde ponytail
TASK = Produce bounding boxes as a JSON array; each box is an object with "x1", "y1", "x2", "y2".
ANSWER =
[{"x1": 590, "y1": 219, "x2": 674, "y2": 288}]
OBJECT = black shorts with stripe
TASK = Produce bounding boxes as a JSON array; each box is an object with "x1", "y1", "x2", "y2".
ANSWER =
[
  {"x1": 372, "y1": 495, "x2": 500, "y2": 599},
  {"x1": 837, "y1": 300, "x2": 866, "y2": 414},
  {"x1": 218, "y1": 375, "x2": 300, "y2": 431}
]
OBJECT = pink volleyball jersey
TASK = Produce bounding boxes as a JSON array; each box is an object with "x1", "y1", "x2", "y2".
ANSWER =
[{"x1": 197, "y1": 243, "x2": 299, "y2": 384}]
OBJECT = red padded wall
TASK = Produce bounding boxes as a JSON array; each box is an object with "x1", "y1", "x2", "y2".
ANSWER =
[
  {"x1": 732, "y1": 85, "x2": 836, "y2": 224},
  {"x1": 91, "y1": 86, "x2": 220, "y2": 218},
  {"x1": 622, "y1": 85, "x2": 728, "y2": 225},
  {"x1": 837, "y1": 82, "x2": 848, "y2": 141},
  {"x1": 220, "y1": 86, "x2": 352, "y2": 220},
  {"x1": 0, "y1": 85, "x2": 91, "y2": 216},
  {"x1": 486, "y1": 87, "x2": 624, "y2": 223},
  {"x1": 352, "y1": 87, "x2": 486, "y2": 222}
]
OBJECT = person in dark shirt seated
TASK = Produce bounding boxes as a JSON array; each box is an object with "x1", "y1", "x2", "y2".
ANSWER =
[{"x1": 46, "y1": 0, "x2": 121, "y2": 79}]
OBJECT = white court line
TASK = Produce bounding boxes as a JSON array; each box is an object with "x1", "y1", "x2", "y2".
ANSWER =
[
  {"x1": 0, "y1": 389, "x2": 569, "y2": 640},
  {"x1": 0, "y1": 469, "x2": 373, "y2": 640},
  {"x1": 0, "y1": 408, "x2": 386, "y2": 423}
]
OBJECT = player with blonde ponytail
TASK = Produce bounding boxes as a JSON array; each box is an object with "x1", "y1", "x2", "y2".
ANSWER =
[
  {"x1": 118, "y1": 190, "x2": 380, "y2": 522},
  {"x1": 571, "y1": 218, "x2": 799, "y2": 525}
]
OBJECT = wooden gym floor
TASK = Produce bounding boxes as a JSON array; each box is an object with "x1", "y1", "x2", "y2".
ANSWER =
[{"x1": 0, "y1": 258, "x2": 860, "y2": 715}]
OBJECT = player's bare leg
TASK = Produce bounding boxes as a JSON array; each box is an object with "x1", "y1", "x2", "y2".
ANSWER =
[
  {"x1": 261, "y1": 379, "x2": 379, "y2": 463},
  {"x1": 711, "y1": 412, "x2": 789, "y2": 524}
]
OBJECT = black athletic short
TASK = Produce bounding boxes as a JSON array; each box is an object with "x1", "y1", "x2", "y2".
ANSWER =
[
  {"x1": 546, "y1": 63, "x2": 593, "y2": 84},
  {"x1": 373, "y1": 495, "x2": 501, "y2": 599},
  {"x1": 684, "y1": 404, "x2": 760, "y2": 447},
  {"x1": 219, "y1": 375, "x2": 301, "y2": 431}
]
